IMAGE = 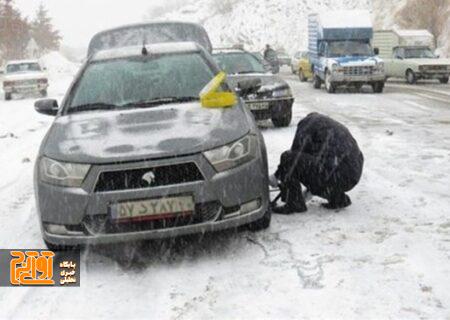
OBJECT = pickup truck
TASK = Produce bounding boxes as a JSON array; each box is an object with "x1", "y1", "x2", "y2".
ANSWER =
[
  {"x1": 373, "y1": 30, "x2": 450, "y2": 84},
  {"x1": 308, "y1": 10, "x2": 386, "y2": 93},
  {"x1": 1, "y1": 60, "x2": 49, "y2": 100}
]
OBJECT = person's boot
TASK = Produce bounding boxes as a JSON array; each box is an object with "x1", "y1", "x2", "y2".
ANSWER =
[
  {"x1": 272, "y1": 201, "x2": 308, "y2": 215},
  {"x1": 323, "y1": 194, "x2": 352, "y2": 210}
]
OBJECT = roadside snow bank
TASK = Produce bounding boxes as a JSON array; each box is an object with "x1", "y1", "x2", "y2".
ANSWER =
[{"x1": 39, "y1": 51, "x2": 79, "y2": 77}]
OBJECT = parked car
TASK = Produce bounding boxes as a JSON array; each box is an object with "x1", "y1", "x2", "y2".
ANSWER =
[
  {"x1": 277, "y1": 51, "x2": 291, "y2": 67},
  {"x1": 1, "y1": 60, "x2": 48, "y2": 100},
  {"x1": 297, "y1": 52, "x2": 313, "y2": 82},
  {"x1": 213, "y1": 48, "x2": 294, "y2": 127},
  {"x1": 34, "y1": 42, "x2": 271, "y2": 250},
  {"x1": 373, "y1": 30, "x2": 450, "y2": 84}
]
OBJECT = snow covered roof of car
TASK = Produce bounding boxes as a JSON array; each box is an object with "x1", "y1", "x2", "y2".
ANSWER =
[
  {"x1": 6, "y1": 59, "x2": 40, "y2": 65},
  {"x1": 91, "y1": 42, "x2": 202, "y2": 62},
  {"x1": 212, "y1": 49, "x2": 247, "y2": 54},
  {"x1": 395, "y1": 29, "x2": 433, "y2": 38}
]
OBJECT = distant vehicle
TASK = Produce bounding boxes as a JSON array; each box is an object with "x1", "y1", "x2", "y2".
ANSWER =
[
  {"x1": 1, "y1": 60, "x2": 48, "y2": 100},
  {"x1": 373, "y1": 30, "x2": 450, "y2": 84},
  {"x1": 277, "y1": 51, "x2": 291, "y2": 67},
  {"x1": 34, "y1": 42, "x2": 271, "y2": 250},
  {"x1": 308, "y1": 10, "x2": 386, "y2": 93},
  {"x1": 87, "y1": 21, "x2": 213, "y2": 56},
  {"x1": 291, "y1": 51, "x2": 313, "y2": 81},
  {"x1": 213, "y1": 48, "x2": 294, "y2": 127}
]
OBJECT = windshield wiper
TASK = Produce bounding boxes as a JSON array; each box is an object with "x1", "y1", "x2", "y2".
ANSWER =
[
  {"x1": 67, "y1": 103, "x2": 121, "y2": 114},
  {"x1": 121, "y1": 96, "x2": 199, "y2": 109}
]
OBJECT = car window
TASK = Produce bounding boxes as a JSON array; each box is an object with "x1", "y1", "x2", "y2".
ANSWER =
[
  {"x1": 6, "y1": 63, "x2": 41, "y2": 73},
  {"x1": 404, "y1": 48, "x2": 436, "y2": 59},
  {"x1": 213, "y1": 52, "x2": 266, "y2": 74},
  {"x1": 68, "y1": 53, "x2": 215, "y2": 111},
  {"x1": 394, "y1": 48, "x2": 405, "y2": 59}
]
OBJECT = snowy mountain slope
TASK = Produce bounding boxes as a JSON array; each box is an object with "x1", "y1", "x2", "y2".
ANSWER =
[{"x1": 152, "y1": 0, "x2": 373, "y2": 54}]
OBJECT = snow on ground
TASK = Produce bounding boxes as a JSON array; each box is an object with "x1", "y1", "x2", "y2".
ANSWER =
[{"x1": 0, "y1": 67, "x2": 449, "y2": 319}]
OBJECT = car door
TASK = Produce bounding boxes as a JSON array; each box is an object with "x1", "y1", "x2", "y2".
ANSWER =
[{"x1": 392, "y1": 48, "x2": 406, "y2": 78}]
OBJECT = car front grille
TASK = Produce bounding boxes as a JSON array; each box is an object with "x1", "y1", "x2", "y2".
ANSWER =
[
  {"x1": 343, "y1": 66, "x2": 374, "y2": 76},
  {"x1": 83, "y1": 202, "x2": 222, "y2": 234},
  {"x1": 18, "y1": 79, "x2": 38, "y2": 86},
  {"x1": 94, "y1": 162, "x2": 204, "y2": 192},
  {"x1": 424, "y1": 65, "x2": 448, "y2": 72}
]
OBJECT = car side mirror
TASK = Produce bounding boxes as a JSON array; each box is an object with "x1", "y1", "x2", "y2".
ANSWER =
[
  {"x1": 374, "y1": 48, "x2": 380, "y2": 55},
  {"x1": 35, "y1": 99, "x2": 59, "y2": 116},
  {"x1": 237, "y1": 78, "x2": 262, "y2": 96}
]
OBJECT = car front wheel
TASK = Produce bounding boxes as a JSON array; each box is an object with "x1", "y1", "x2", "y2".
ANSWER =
[
  {"x1": 313, "y1": 74, "x2": 321, "y2": 89},
  {"x1": 4, "y1": 93, "x2": 12, "y2": 101},
  {"x1": 372, "y1": 82, "x2": 385, "y2": 93},
  {"x1": 272, "y1": 108, "x2": 292, "y2": 127},
  {"x1": 247, "y1": 208, "x2": 271, "y2": 232},
  {"x1": 325, "y1": 71, "x2": 336, "y2": 93},
  {"x1": 439, "y1": 77, "x2": 449, "y2": 84},
  {"x1": 406, "y1": 70, "x2": 417, "y2": 84}
]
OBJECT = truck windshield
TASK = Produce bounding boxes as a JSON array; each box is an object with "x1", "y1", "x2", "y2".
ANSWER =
[
  {"x1": 6, "y1": 63, "x2": 41, "y2": 74},
  {"x1": 404, "y1": 48, "x2": 436, "y2": 59},
  {"x1": 68, "y1": 53, "x2": 215, "y2": 113},
  {"x1": 327, "y1": 41, "x2": 373, "y2": 58},
  {"x1": 213, "y1": 52, "x2": 266, "y2": 74}
]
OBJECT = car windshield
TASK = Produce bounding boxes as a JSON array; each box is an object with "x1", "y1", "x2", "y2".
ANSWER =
[
  {"x1": 6, "y1": 62, "x2": 41, "y2": 73},
  {"x1": 327, "y1": 41, "x2": 373, "y2": 57},
  {"x1": 68, "y1": 52, "x2": 215, "y2": 113},
  {"x1": 213, "y1": 52, "x2": 266, "y2": 74},
  {"x1": 404, "y1": 48, "x2": 436, "y2": 59}
]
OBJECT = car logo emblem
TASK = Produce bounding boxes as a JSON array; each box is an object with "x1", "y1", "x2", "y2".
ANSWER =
[{"x1": 142, "y1": 171, "x2": 156, "y2": 186}]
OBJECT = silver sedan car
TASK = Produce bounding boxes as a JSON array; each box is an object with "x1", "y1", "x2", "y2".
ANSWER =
[{"x1": 34, "y1": 42, "x2": 271, "y2": 250}]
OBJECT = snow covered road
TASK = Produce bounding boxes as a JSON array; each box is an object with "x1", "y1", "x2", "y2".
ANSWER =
[{"x1": 0, "y1": 70, "x2": 449, "y2": 319}]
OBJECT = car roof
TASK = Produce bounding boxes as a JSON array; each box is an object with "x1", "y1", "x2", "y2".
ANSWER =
[
  {"x1": 90, "y1": 42, "x2": 203, "y2": 62},
  {"x1": 6, "y1": 59, "x2": 40, "y2": 65},
  {"x1": 212, "y1": 48, "x2": 248, "y2": 54}
]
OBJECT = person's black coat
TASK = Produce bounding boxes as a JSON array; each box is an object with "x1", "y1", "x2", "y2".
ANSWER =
[{"x1": 284, "y1": 113, "x2": 364, "y2": 195}]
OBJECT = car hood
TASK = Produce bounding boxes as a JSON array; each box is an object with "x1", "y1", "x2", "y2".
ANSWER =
[
  {"x1": 227, "y1": 73, "x2": 289, "y2": 92},
  {"x1": 3, "y1": 71, "x2": 47, "y2": 81},
  {"x1": 332, "y1": 56, "x2": 381, "y2": 67},
  {"x1": 42, "y1": 102, "x2": 250, "y2": 164},
  {"x1": 405, "y1": 58, "x2": 450, "y2": 66}
]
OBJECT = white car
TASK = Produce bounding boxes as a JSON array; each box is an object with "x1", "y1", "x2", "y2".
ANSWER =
[{"x1": 1, "y1": 60, "x2": 49, "y2": 100}]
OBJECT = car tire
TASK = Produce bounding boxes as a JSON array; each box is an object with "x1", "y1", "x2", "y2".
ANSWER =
[
  {"x1": 4, "y1": 93, "x2": 12, "y2": 101},
  {"x1": 439, "y1": 77, "x2": 449, "y2": 84},
  {"x1": 406, "y1": 70, "x2": 417, "y2": 85},
  {"x1": 40, "y1": 89, "x2": 48, "y2": 97},
  {"x1": 372, "y1": 82, "x2": 384, "y2": 93},
  {"x1": 247, "y1": 208, "x2": 272, "y2": 232},
  {"x1": 299, "y1": 70, "x2": 307, "y2": 82},
  {"x1": 45, "y1": 240, "x2": 81, "y2": 252},
  {"x1": 313, "y1": 74, "x2": 321, "y2": 89},
  {"x1": 325, "y1": 70, "x2": 336, "y2": 93},
  {"x1": 272, "y1": 108, "x2": 292, "y2": 127}
]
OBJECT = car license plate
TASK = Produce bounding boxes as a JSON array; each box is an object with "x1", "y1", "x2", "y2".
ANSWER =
[
  {"x1": 248, "y1": 102, "x2": 269, "y2": 111},
  {"x1": 111, "y1": 196, "x2": 195, "y2": 222}
]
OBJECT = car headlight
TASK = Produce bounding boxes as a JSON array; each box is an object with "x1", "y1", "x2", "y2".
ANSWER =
[
  {"x1": 203, "y1": 135, "x2": 258, "y2": 172},
  {"x1": 272, "y1": 88, "x2": 292, "y2": 98},
  {"x1": 39, "y1": 157, "x2": 90, "y2": 187}
]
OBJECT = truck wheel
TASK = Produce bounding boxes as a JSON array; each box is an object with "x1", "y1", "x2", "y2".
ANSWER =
[
  {"x1": 439, "y1": 77, "x2": 449, "y2": 84},
  {"x1": 325, "y1": 71, "x2": 336, "y2": 93},
  {"x1": 247, "y1": 208, "x2": 272, "y2": 232},
  {"x1": 372, "y1": 82, "x2": 384, "y2": 93},
  {"x1": 272, "y1": 109, "x2": 292, "y2": 127},
  {"x1": 406, "y1": 70, "x2": 417, "y2": 85},
  {"x1": 313, "y1": 75, "x2": 321, "y2": 89},
  {"x1": 299, "y1": 70, "x2": 307, "y2": 82},
  {"x1": 4, "y1": 93, "x2": 12, "y2": 101}
]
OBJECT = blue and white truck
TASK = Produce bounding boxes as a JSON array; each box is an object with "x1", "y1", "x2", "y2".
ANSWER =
[{"x1": 308, "y1": 10, "x2": 386, "y2": 93}]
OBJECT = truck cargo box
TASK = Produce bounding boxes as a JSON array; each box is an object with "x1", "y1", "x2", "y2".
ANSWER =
[{"x1": 373, "y1": 29, "x2": 435, "y2": 59}]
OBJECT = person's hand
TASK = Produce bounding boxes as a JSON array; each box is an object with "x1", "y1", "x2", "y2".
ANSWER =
[{"x1": 269, "y1": 174, "x2": 279, "y2": 188}]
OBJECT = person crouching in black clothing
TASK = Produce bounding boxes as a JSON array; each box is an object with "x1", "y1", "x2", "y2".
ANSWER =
[{"x1": 271, "y1": 113, "x2": 364, "y2": 214}]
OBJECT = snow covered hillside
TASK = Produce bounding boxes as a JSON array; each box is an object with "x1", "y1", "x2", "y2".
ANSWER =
[{"x1": 154, "y1": 0, "x2": 372, "y2": 54}]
